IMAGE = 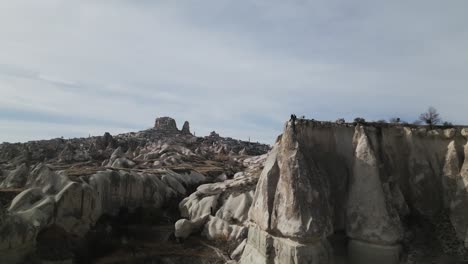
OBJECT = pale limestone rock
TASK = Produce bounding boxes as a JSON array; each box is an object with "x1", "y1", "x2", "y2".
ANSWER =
[
  {"x1": 233, "y1": 172, "x2": 245, "y2": 179},
  {"x1": 110, "y1": 147, "x2": 124, "y2": 160},
  {"x1": 9, "y1": 188, "x2": 45, "y2": 212},
  {"x1": 202, "y1": 216, "x2": 247, "y2": 241},
  {"x1": 450, "y1": 142, "x2": 468, "y2": 242},
  {"x1": 174, "y1": 219, "x2": 193, "y2": 239},
  {"x1": 110, "y1": 157, "x2": 136, "y2": 168},
  {"x1": 25, "y1": 164, "x2": 64, "y2": 192},
  {"x1": 416, "y1": 128, "x2": 427, "y2": 136},
  {"x1": 216, "y1": 173, "x2": 228, "y2": 182},
  {"x1": 239, "y1": 148, "x2": 247, "y2": 155},
  {"x1": 216, "y1": 191, "x2": 254, "y2": 224},
  {"x1": 174, "y1": 215, "x2": 209, "y2": 239},
  {"x1": 0, "y1": 163, "x2": 29, "y2": 188},
  {"x1": 270, "y1": 123, "x2": 333, "y2": 239},
  {"x1": 443, "y1": 141, "x2": 461, "y2": 205},
  {"x1": 248, "y1": 145, "x2": 279, "y2": 231},
  {"x1": 179, "y1": 194, "x2": 219, "y2": 219},
  {"x1": 240, "y1": 122, "x2": 333, "y2": 264},
  {"x1": 444, "y1": 128, "x2": 456, "y2": 139},
  {"x1": 346, "y1": 126, "x2": 402, "y2": 244},
  {"x1": 230, "y1": 239, "x2": 247, "y2": 261},
  {"x1": 54, "y1": 182, "x2": 97, "y2": 235},
  {"x1": 462, "y1": 128, "x2": 468, "y2": 137},
  {"x1": 428, "y1": 129, "x2": 441, "y2": 137},
  {"x1": 58, "y1": 144, "x2": 74, "y2": 163}
]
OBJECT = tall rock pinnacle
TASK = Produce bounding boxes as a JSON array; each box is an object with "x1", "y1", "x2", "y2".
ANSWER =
[{"x1": 181, "y1": 121, "x2": 191, "y2": 135}]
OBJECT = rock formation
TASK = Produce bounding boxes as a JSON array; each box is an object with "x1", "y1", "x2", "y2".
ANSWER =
[
  {"x1": 238, "y1": 120, "x2": 468, "y2": 264},
  {"x1": 0, "y1": 117, "x2": 270, "y2": 263},
  {"x1": 2, "y1": 115, "x2": 467, "y2": 264},
  {"x1": 0, "y1": 163, "x2": 29, "y2": 188},
  {"x1": 182, "y1": 121, "x2": 191, "y2": 135},
  {"x1": 154, "y1": 117, "x2": 179, "y2": 133},
  {"x1": 175, "y1": 154, "x2": 266, "y2": 245},
  {"x1": 241, "y1": 122, "x2": 334, "y2": 264}
]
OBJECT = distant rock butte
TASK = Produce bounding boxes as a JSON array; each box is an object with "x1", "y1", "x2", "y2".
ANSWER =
[{"x1": 154, "y1": 116, "x2": 179, "y2": 132}]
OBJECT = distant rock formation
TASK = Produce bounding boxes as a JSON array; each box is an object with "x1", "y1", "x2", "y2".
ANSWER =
[
  {"x1": 0, "y1": 116, "x2": 270, "y2": 263},
  {"x1": 95, "y1": 132, "x2": 116, "y2": 150},
  {"x1": 209, "y1": 131, "x2": 220, "y2": 138},
  {"x1": 181, "y1": 121, "x2": 191, "y2": 135},
  {"x1": 154, "y1": 117, "x2": 179, "y2": 132}
]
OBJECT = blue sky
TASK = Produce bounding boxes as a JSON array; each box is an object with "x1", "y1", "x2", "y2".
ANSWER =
[{"x1": 1, "y1": 0, "x2": 467, "y2": 144}]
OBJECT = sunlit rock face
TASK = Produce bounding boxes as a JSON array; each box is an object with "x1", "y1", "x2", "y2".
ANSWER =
[
  {"x1": 241, "y1": 122, "x2": 335, "y2": 264},
  {"x1": 174, "y1": 154, "x2": 267, "y2": 248},
  {"x1": 240, "y1": 120, "x2": 468, "y2": 264}
]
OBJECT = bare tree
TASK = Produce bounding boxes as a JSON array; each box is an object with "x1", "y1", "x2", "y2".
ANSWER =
[
  {"x1": 419, "y1": 106, "x2": 441, "y2": 128},
  {"x1": 389, "y1": 117, "x2": 401, "y2": 123}
]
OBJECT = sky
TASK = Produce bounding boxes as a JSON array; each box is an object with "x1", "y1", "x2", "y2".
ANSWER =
[{"x1": 0, "y1": 0, "x2": 467, "y2": 144}]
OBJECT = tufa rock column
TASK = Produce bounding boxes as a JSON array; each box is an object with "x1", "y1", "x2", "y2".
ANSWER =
[
  {"x1": 181, "y1": 121, "x2": 191, "y2": 135},
  {"x1": 346, "y1": 126, "x2": 402, "y2": 264},
  {"x1": 240, "y1": 120, "x2": 333, "y2": 264}
]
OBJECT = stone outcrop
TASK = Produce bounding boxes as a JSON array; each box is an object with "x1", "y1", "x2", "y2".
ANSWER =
[
  {"x1": 241, "y1": 122, "x2": 333, "y2": 264},
  {"x1": 182, "y1": 121, "x2": 191, "y2": 135},
  {"x1": 0, "y1": 163, "x2": 29, "y2": 188},
  {"x1": 347, "y1": 126, "x2": 402, "y2": 243},
  {"x1": 238, "y1": 120, "x2": 468, "y2": 264},
  {"x1": 174, "y1": 154, "x2": 266, "y2": 246},
  {"x1": 154, "y1": 117, "x2": 179, "y2": 133},
  {"x1": 1, "y1": 168, "x2": 209, "y2": 262}
]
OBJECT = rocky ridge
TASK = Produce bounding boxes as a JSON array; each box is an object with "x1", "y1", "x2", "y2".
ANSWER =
[{"x1": 0, "y1": 117, "x2": 270, "y2": 264}]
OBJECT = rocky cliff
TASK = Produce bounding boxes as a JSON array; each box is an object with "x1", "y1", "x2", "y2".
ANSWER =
[
  {"x1": 238, "y1": 120, "x2": 468, "y2": 264},
  {"x1": 2, "y1": 116, "x2": 467, "y2": 264}
]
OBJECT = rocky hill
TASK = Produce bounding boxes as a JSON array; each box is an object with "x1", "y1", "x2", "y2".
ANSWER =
[{"x1": 0, "y1": 117, "x2": 269, "y2": 264}]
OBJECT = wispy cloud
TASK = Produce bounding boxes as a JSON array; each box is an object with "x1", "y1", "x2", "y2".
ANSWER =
[{"x1": 0, "y1": 0, "x2": 467, "y2": 143}]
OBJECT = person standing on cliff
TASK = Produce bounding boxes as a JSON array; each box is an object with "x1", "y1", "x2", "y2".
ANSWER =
[{"x1": 290, "y1": 114, "x2": 297, "y2": 132}]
